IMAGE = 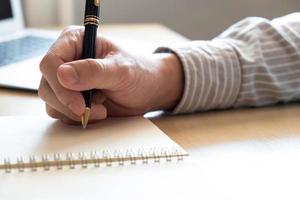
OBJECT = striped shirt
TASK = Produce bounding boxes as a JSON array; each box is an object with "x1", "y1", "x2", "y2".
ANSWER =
[{"x1": 156, "y1": 13, "x2": 300, "y2": 114}]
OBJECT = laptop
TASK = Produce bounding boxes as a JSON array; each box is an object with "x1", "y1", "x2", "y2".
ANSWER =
[{"x1": 0, "y1": 0, "x2": 59, "y2": 91}]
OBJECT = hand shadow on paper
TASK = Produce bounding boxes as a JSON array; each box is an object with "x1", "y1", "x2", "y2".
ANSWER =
[{"x1": 32, "y1": 117, "x2": 144, "y2": 155}]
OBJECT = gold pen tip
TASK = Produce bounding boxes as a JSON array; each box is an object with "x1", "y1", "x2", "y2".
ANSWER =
[{"x1": 81, "y1": 107, "x2": 91, "y2": 129}]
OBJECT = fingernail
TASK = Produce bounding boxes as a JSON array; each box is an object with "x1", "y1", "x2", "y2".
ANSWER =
[{"x1": 58, "y1": 65, "x2": 79, "y2": 85}]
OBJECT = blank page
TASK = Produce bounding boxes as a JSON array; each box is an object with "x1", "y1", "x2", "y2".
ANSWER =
[{"x1": 0, "y1": 116, "x2": 188, "y2": 169}]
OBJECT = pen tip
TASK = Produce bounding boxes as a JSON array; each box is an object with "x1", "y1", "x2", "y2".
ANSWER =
[{"x1": 81, "y1": 107, "x2": 91, "y2": 129}]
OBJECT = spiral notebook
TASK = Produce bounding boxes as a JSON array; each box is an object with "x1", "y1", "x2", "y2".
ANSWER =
[{"x1": 0, "y1": 116, "x2": 188, "y2": 173}]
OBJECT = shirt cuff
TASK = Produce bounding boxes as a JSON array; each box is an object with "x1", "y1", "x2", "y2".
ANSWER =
[{"x1": 155, "y1": 40, "x2": 242, "y2": 114}]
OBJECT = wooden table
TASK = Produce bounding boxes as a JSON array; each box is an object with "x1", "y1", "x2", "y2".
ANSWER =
[{"x1": 1, "y1": 24, "x2": 300, "y2": 199}]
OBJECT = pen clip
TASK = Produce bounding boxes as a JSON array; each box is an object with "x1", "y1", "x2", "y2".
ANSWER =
[{"x1": 94, "y1": 0, "x2": 100, "y2": 7}]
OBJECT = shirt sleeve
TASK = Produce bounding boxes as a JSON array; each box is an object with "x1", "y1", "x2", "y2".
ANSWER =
[{"x1": 155, "y1": 13, "x2": 300, "y2": 114}]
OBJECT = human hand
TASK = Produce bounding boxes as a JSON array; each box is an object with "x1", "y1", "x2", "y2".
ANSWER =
[{"x1": 38, "y1": 26, "x2": 183, "y2": 124}]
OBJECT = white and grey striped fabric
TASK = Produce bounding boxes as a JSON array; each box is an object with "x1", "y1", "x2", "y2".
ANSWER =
[{"x1": 156, "y1": 13, "x2": 300, "y2": 114}]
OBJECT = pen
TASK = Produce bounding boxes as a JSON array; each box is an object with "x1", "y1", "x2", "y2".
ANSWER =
[{"x1": 81, "y1": 0, "x2": 101, "y2": 128}]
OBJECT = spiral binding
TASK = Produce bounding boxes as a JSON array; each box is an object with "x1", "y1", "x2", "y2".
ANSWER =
[{"x1": 0, "y1": 147, "x2": 188, "y2": 173}]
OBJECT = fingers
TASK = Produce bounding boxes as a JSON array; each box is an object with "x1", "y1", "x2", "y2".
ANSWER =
[
  {"x1": 46, "y1": 104, "x2": 66, "y2": 119},
  {"x1": 39, "y1": 27, "x2": 86, "y2": 115},
  {"x1": 51, "y1": 26, "x2": 118, "y2": 61},
  {"x1": 46, "y1": 105, "x2": 83, "y2": 125},
  {"x1": 50, "y1": 26, "x2": 85, "y2": 62},
  {"x1": 40, "y1": 53, "x2": 86, "y2": 116},
  {"x1": 46, "y1": 104, "x2": 108, "y2": 125},
  {"x1": 39, "y1": 78, "x2": 107, "y2": 122},
  {"x1": 57, "y1": 55, "x2": 135, "y2": 91},
  {"x1": 39, "y1": 78, "x2": 83, "y2": 121},
  {"x1": 40, "y1": 27, "x2": 120, "y2": 116}
]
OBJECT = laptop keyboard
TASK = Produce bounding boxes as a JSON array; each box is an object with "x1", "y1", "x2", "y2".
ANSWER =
[{"x1": 0, "y1": 36, "x2": 55, "y2": 67}]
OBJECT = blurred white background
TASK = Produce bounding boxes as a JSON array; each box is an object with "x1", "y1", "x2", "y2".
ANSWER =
[{"x1": 23, "y1": 0, "x2": 300, "y2": 39}]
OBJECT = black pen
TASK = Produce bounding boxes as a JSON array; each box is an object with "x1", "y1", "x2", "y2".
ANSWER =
[{"x1": 81, "y1": 0, "x2": 101, "y2": 128}]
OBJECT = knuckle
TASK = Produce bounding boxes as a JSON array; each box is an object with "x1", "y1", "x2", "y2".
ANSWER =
[
  {"x1": 114, "y1": 56, "x2": 136, "y2": 87},
  {"x1": 64, "y1": 30, "x2": 76, "y2": 38},
  {"x1": 38, "y1": 89, "x2": 47, "y2": 102},
  {"x1": 119, "y1": 63, "x2": 131, "y2": 76},
  {"x1": 39, "y1": 55, "x2": 49, "y2": 74},
  {"x1": 55, "y1": 90, "x2": 79, "y2": 111},
  {"x1": 114, "y1": 56, "x2": 134, "y2": 74},
  {"x1": 61, "y1": 26, "x2": 84, "y2": 38},
  {"x1": 46, "y1": 106, "x2": 59, "y2": 119},
  {"x1": 87, "y1": 59, "x2": 104, "y2": 78},
  {"x1": 62, "y1": 26, "x2": 77, "y2": 35},
  {"x1": 39, "y1": 53, "x2": 55, "y2": 74},
  {"x1": 64, "y1": 112, "x2": 81, "y2": 122},
  {"x1": 55, "y1": 89, "x2": 71, "y2": 106},
  {"x1": 38, "y1": 80, "x2": 48, "y2": 101},
  {"x1": 116, "y1": 62, "x2": 132, "y2": 82}
]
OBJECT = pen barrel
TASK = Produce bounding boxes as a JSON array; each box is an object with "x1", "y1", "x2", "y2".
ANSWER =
[
  {"x1": 84, "y1": 0, "x2": 100, "y2": 17},
  {"x1": 81, "y1": 26, "x2": 98, "y2": 59},
  {"x1": 81, "y1": 0, "x2": 100, "y2": 108},
  {"x1": 81, "y1": 25, "x2": 97, "y2": 108},
  {"x1": 82, "y1": 0, "x2": 100, "y2": 60}
]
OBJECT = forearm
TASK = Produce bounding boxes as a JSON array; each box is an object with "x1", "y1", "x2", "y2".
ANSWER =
[{"x1": 156, "y1": 12, "x2": 300, "y2": 113}]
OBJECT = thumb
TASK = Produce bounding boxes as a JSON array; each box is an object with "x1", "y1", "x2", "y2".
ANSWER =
[{"x1": 57, "y1": 58, "x2": 126, "y2": 91}]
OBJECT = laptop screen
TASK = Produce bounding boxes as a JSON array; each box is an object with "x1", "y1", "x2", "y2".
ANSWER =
[{"x1": 0, "y1": 0, "x2": 13, "y2": 20}]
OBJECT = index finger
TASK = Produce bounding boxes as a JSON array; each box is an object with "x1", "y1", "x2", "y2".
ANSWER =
[
  {"x1": 50, "y1": 26, "x2": 85, "y2": 62},
  {"x1": 39, "y1": 27, "x2": 86, "y2": 116},
  {"x1": 49, "y1": 26, "x2": 119, "y2": 62}
]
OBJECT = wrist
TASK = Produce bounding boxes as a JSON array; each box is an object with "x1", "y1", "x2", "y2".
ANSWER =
[{"x1": 153, "y1": 53, "x2": 184, "y2": 111}]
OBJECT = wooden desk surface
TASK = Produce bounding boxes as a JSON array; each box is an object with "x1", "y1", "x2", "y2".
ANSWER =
[{"x1": 1, "y1": 24, "x2": 300, "y2": 199}]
